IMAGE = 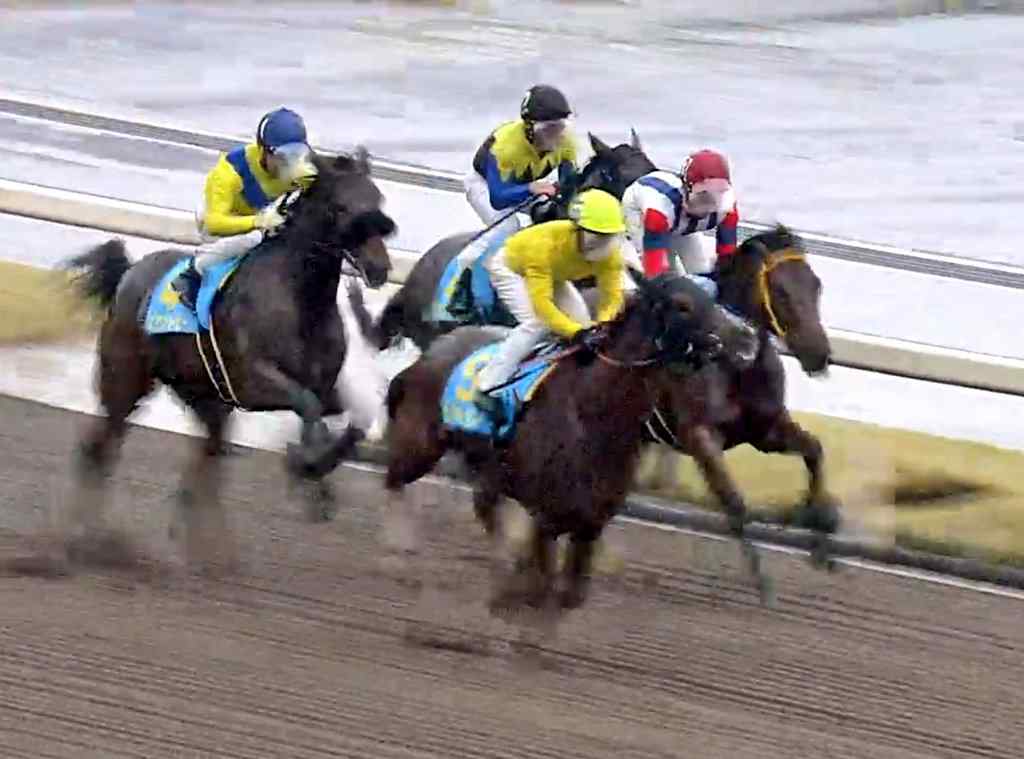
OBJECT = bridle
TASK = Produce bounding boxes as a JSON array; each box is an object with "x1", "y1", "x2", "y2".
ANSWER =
[
  {"x1": 274, "y1": 187, "x2": 378, "y2": 287},
  {"x1": 755, "y1": 246, "x2": 807, "y2": 339}
]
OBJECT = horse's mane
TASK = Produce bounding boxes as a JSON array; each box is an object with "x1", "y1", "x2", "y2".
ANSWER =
[{"x1": 717, "y1": 224, "x2": 804, "y2": 279}]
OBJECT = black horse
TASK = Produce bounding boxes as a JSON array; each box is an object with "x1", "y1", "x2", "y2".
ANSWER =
[
  {"x1": 364, "y1": 131, "x2": 657, "y2": 351},
  {"x1": 64, "y1": 148, "x2": 396, "y2": 568}
]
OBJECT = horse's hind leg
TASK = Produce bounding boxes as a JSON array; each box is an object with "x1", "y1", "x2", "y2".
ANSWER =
[
  {"x1": 686, "y1": 426, "x2": 776, "y2": 608},
  {"x1": 68, "y1": 321, "x2": 152, "y2": 539},
  {"x1": 174, "y1": 398, "x2": 235, "y2": 574}
]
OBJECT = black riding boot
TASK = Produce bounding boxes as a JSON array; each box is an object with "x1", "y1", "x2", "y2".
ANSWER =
[{"x1": 171, "y1": 261, "x2": 201, "y2": 311}]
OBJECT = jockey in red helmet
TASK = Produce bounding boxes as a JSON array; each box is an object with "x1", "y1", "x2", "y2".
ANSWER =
[{"x1": 620, "y1": 148, "x2": 739, "y2": 284}]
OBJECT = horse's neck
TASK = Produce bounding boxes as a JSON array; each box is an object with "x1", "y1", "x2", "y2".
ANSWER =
[
  {"x1": 573, "y1": 315, "x2": 656, "y2": 431},
  {"x1": 719, "y1": 263, "x2": 767, "y2": 332},
  {"x1": 280, "y1": 224, "x2": 343, "y2": 315}
]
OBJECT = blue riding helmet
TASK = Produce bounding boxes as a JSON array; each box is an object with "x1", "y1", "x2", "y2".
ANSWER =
[{"x1": 257, "y1": 107, "x2": 308, "y2": 152}]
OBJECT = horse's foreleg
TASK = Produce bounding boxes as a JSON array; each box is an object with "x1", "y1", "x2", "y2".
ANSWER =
[
  {"x1": 175, "y1": 400, "x2": 235, "y2": 573},
  {"x1": 490, "y1": 516, "x2": 555, "y2": 614},
  {"x1": 685, "y1": 425, "x2": 776, "y2": 608},
  {"x1": 757, "y1": 414, "x2": 841, "y2": 532},
  {"x1": 249, "y1": 361, "x2": 340, "y2": 489},
  {"x1": 379, "y1": 408, "x2": 447, "y2": 582},
  {"x1": 756, "y1": 414, "x2": 840, "y2": 571},
  {"x1": 561, "y1": 526, "x2": 600, "y2": 611}
]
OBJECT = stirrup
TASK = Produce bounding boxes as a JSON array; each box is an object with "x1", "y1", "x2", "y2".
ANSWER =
[
  {"x1": 472, "y1": 387, "x2": 501, "y2": 413},
  {"x1": 173, "y1": 269, "x2": 200, "y2": 310}
]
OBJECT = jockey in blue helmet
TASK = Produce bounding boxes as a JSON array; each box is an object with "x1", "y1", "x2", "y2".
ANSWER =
[{"x1": 172, "y1": 107, "x2": 318, "y2": 310}]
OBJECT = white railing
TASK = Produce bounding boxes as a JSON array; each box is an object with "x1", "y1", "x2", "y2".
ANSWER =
[{"x1": 2, "y1": 176, "x2": 1023, "y2": 396}]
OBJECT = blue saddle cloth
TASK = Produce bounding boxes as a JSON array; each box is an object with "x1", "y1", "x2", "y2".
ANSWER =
[
  {"x1": 143, "y1": 255, "x2": 245, "y2": 335},
  {"x1": 440, "y1": 341, "x2": 562, "y2": 441},
  {"x1": 431, "y1": 225, "x2": 517, "y2": 327}
]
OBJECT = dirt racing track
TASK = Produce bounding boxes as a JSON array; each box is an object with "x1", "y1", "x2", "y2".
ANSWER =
[{"x1": 0, "y1": 395, "x2": 1021, "y2": 759}]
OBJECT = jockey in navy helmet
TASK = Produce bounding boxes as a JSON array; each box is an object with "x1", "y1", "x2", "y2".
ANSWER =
[{"x1": 171, "y1": 107, "x2": 318, "y2": 310}]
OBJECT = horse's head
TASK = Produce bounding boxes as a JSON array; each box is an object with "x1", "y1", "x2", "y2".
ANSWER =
[
  {"x1": 716, "y1": 224, "x2": 830, "y2": 375},
  {"x1": 613, "y1": 267, "x2": 758, "y2": 371},
  {"x1": 530, "y1": 130, "x2": 656, "y2": 225},
  {"x1": 290, "y1": 147, "x2": 397, "y2": 288},
  {"x1": 577, "y1": 130, "x2": 658, "y2": 200}
]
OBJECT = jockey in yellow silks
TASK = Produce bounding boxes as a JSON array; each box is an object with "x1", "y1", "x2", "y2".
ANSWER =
[
  {"x1": 454, "y1": 85, "x2": 581, "y2": 272},
  {"x1": 473, "y1": 188, "x2": 627, "y2": 411},
  {"x1": 171, "y1": 107, "x2": 318, "y2": 310}
]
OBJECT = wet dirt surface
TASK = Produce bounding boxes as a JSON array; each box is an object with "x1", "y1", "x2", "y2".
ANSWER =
[{"x1": 0, "y1": 395, "x2": 1021, "y2": 758}]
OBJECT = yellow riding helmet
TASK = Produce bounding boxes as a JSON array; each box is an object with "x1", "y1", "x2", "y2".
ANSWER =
[{"x1": 569, "y1": 189, "x2": 626, "y2": 235}]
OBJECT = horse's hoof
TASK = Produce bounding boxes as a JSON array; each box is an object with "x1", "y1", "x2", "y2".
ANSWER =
[
  {"x1": 302, "y1": 479, "x2": 337, "y2": 522},
  {"x1": 559, "y1": 586, "x2": 588, "y2": 611},
  {"x1": 809, "y1": 538, "x2": 839, "y2": 573},
  {"x1": 795, "y1": 498, "x2": 842, "y2": 535},
  {"x1": 488, "y1": 590, "x2": 524, "y2": 619},
  {"x1": 303, "y1": 420, "x2": 330, "y2": 449}
]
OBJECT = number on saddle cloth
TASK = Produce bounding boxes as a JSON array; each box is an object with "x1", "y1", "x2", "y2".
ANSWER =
[
  {"x1": 440, "y1": 340, "x2": 562, "y2": 442},
  {"x1": 143, "y1": 254, "x2": 246, "y2": 336}
]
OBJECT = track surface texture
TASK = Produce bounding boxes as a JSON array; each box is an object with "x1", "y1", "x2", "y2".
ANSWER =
[{"x1": 0, "y1": 395, "x2": 1021, "y2": 759}]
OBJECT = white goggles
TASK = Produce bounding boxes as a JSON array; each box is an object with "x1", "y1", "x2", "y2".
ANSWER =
[
  {"x1": 532, "y1": 118, "x2": 570, "y2": 138},
  {"x1": 268, "y1": 141, "x2": 312, "y2": 163},
  {"x1": 684, "y1": 179, "x2": 733, "y2": 217},
  {"x1": 580, "y1": 230, "x2": 622, "y2": 260},
  {"x1": 268, "y1": 142, "x2": 317, "y2": 181}
]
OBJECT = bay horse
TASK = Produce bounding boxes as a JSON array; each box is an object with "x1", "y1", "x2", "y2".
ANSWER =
[
  {"x1": 365, "y1": 131, "x2": 657, "y2": 351},
  {"x1": 64, "y1": 148, "x2": 396, "y2": 567},
  {"x1": 382, "y1": 271, "x2": 767, "y2": 614},
  {"x1": 587, "y1": 225, "x2": 841, "y2": 562}
]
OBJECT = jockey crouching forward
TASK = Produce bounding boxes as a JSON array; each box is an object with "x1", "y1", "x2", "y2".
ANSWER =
[
  {"x1": 171, "y1": 107, "x2": 318, "y2": 310},
  {"x1": 472, "y1": 189, "x2": 626, "y2": 413},
  {"x1": 455, "y1": 85, "x2": 580, "y2": 272},
  {"x1": 621, "y1": 148, "x2": 739, "y2": 296}
]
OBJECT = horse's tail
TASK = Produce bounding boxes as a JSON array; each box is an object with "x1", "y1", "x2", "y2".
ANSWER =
[
  {"x1": 374, "y1": 289, "x2": 409, "y2": 350},
  {"x1": 64, "y1": 238, "x2": 132, "y2": 310},
  {"x1": 385, "y1": 371, "x2": 406, "y2": 421}
]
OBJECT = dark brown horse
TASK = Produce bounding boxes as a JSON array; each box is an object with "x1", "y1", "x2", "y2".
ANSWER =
[
  {"x1": 382, "y1": 271, "x2": 765, "y2": 614},
  {"x1": 589, "y1": 226, "x2": 841, "y2": 562},
  {"x1": 64, "y1": 149, "x2": 396, "y2": 567}
]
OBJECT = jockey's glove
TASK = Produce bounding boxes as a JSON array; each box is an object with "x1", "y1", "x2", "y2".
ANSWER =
[
  {"x1": 255, "y1": 204, "x2": 286, "y2": 231},
  {"x1": 569, "y1": 324, "x2": 604, "y2": 352},
  {"x1": 529, "y1": 196, "x2": 558, "y2": 224}
]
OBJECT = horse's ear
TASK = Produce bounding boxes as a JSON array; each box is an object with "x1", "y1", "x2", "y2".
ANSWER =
[
  {"x1": 629, "y1": 127, "x2": 642, "y2": 151},
  {"x1": 588, "y1": 132, "x2": 612, "y2": 157},
  {"x1": 627, "y1": 265, "x2": 650, "y2": 293},
  {"x1": 312, "y1": 152, "x2": 332, "y2": 176},
  {"x1": 352, "y1": 145, "x2": 371, "y2": 175}
]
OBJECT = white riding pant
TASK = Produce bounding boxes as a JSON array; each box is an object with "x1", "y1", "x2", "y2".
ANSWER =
[
  {"x1": 475, "y1": 246, "x2": 590, "y2": 393},
  {"x1": 672, "y1": 232, "x2": 717, "y2": 275},
  {"x1": 459, "y1": 169, "x2": 528, "y2": 270},
  {"x1": 192, "y1": 194, "x2": 263, "y2": 274}
]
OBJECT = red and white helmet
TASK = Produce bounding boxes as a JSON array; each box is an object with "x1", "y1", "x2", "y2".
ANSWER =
[{"x1": 681, "y1": 149, "x2": 735, "y2": 217}]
